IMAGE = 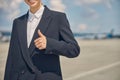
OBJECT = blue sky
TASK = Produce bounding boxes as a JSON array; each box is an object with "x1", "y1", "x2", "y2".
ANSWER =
[{"x1": 0, "y1": 0, "x2": 120, "y2": 34}]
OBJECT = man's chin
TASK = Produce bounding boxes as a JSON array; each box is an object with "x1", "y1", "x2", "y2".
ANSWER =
[{"x1": 29, "y1": 3, "x2": 37, "y2": 7}]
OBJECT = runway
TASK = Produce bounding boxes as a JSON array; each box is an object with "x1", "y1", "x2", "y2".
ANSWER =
[{"x1": 0, "y1": 39, "x2": 120, "y2": 80}]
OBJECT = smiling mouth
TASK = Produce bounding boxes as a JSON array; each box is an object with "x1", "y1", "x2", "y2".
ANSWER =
[{"x1": 28, "y1": 0, "x2": 36, "y2": 4}]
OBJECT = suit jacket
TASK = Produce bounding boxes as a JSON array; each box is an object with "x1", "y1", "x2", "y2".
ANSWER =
[{"x1": 4, "y1": 6, "x2": 80, "y2": 80}]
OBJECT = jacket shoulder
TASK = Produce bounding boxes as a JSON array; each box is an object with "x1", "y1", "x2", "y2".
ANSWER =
[
  {"x1": 14, "y1": 13, "x2": 27, "y2": 21},
  {"x1": 50, "y1": 9, "x2": 66, "y2": 17}
]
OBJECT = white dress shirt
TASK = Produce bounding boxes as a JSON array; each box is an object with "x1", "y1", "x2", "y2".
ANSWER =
[{"x1": 27, "y1": 5, "x2": 45, "y2": 47}]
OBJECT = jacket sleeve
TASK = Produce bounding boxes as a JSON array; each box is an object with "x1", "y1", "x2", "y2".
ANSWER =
[
  {"x1": 4, "y1": 19, "x2": 17, "y2": 80},
  {"x1": 45, "y1": 13, "x2": 80, "y2": 58}
]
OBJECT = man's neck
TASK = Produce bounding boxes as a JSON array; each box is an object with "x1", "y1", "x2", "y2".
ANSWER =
[{"x1": 30, "y1": 3, "x2": 42, "y2": 14}]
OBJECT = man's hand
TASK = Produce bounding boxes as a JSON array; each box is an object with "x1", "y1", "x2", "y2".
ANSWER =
[{"x1": 34, "y1": 30, "x2": 47, "y2": 50}]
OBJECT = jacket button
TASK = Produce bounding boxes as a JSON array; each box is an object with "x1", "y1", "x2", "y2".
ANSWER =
[
  {"x1": 49, "y1": 51, "x2": 53, "y2": 54},
  {"x1": 21, "y1": 70, "x2": 25, "y2": 74}
]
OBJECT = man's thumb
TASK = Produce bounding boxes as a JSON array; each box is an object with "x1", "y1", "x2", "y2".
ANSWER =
[{"x1": 38, "y1": 29, "x2": 43, "y2": 37}]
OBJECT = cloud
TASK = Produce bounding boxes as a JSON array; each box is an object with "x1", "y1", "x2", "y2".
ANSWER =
[
  {"x1": 74, "y1": 0, "x2": 114, "y2": 9},
  {"x1": 74, "y1": 0, "x2": 99, "y2": 19},
  {"x1": 49, "y1": 0, "x2": 66, "y2": 12},
  {"x1": 79, "y1": 24, "x2": 87, "y2": 31},
  {"x1": 75, "y1": 0, "x2": 101, "y2": 5},
  {"x1": 81, "y1": 7, "x2": 99, "y2": 19},
  {"x1": 102, "y1": 0, "x2": 112, "y2": 9},
  {"x1": 0, "y1": 0, "x2": 7, "y2": 9},
  {"x1": 75, "y1": 23, "x2": 105, "y2": 33},
  {"x1": 74, "y1": 0, "x2": 113, "y2": 20},
  {"x1": 0, "y1": 0, "x2": 22, "y2": 21},
  {"x1": 74, "y1": 24, "x2": 88, "y2": 32}
]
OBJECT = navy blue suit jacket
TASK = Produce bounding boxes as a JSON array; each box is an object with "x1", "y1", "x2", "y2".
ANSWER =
[{"x1": 4, "y1": 6, "x2": 80, "y2": 80}]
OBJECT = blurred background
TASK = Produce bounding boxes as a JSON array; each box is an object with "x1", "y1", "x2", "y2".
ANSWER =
[{"x1": 0, "y1": 0, "x2": 120, "y2": 80}]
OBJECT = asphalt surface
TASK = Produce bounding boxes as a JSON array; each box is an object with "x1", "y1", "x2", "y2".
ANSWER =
[{"x1": 0, "y1": 39, "x2": 120, "y2": 80}]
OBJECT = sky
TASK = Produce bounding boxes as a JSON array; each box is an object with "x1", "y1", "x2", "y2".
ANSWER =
[{"x1": 0, "y1": 0, "x2": 120, "y2": 34}]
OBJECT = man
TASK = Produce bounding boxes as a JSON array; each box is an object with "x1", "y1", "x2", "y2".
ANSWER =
[{"x1": 4, "y1": 0, "x2": 80, "y2": 80}]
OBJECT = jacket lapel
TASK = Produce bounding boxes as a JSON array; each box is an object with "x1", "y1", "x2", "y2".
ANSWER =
[
  {"x1": 29, "y1": 6, "x2": 53, "y2": 56},
  {"x1": 17, "y1": 13, "x2": 37, "y2": 72}
]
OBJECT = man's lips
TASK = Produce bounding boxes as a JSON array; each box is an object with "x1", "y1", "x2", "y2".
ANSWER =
[{"x1": 28, "y1": 0, "x2": 36, "y2": 4}]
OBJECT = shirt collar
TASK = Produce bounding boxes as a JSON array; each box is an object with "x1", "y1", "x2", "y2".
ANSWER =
[{"x1": 28, "y1": 5, "x2": 44, "y2": 21}]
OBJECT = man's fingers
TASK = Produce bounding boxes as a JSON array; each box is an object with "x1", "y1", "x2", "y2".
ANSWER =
[
  {"x1": 35, "y1": 41, "x2": 41, "y2": 46},
  {"x1": 34, "y1": 38, "x2": 42, "y2": 43},
  {"x1": 35, "y1": 43, "x2": 42, "y2": 48},
  {"x1": 35, "y1": 43, "x2": 45, "y2": 50},
  {"x1": 38, "y1": 29, "x2": 44, "y2": 37}
]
